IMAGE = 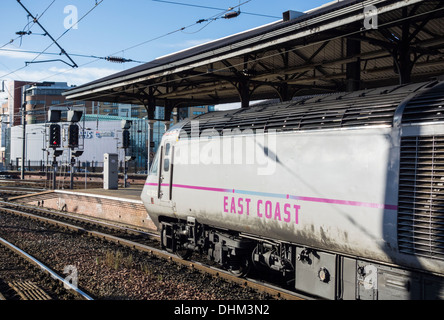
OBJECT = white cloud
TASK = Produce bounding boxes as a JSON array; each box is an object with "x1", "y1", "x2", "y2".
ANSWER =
[
  {"x1": 0, "y1": 65, "x2": 120, "y2": 104},
  {"x1": 41, "y1": 66, "x2": 119, "y2": 85},
  {"x1": 181, "y1": 39, "x2": 216, "y2": 48},
  {"x1": 0, "y1": 49, "x2": 37, "y2": 60},
  {"x1": 0, "y1": 65, "x2": 118, "y2": 87}
]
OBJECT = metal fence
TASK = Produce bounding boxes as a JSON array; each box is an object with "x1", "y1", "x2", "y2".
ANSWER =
[{"x1": 5, "y1": 160, "x2": 148, "y2": 175}]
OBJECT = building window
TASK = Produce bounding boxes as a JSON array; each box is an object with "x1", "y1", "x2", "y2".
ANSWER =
[{"x1": 28, "y1": 100, "x2": 46, "y2": 105}]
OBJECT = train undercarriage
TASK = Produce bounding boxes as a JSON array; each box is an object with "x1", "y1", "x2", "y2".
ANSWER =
[
  {"x1": 160, "y1": 217, "x2": 293, "y2": 278},
  {"x1": 160, "y1": 217, "x2": 444, "y2": 300}
]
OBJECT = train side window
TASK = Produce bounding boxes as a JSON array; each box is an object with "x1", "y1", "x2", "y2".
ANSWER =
[
  {"x1": 149, "y1": 149, "x2": 160, "y2": 175},
  {"x1": 164, "y1": 158, "x2": 170, "y2": 172},
  {"x1": 165, "y1": 143, "x2": 171, "y2": 156}
]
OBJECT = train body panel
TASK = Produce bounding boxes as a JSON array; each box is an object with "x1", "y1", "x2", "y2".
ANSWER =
[{"x1": 141, "y1": 81, "x2": 444, "y2": 299}]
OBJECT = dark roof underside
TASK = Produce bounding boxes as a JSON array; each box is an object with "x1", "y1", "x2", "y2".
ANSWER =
[{"x1": 64, "y1": 0, "x2": 444, "y2": 112}]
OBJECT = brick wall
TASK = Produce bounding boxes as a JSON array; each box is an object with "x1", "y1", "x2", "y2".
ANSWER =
[{"x1": 12, "y1": 191, "x2": 157, "y2": 231}]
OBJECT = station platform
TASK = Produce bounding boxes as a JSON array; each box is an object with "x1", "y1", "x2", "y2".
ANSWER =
[
  {"x1": 65, "y1": 186, "x2": 145, "y2": 201},
  {"x1": 8, "y1": 185, "x2": 157, "y2": 231}
]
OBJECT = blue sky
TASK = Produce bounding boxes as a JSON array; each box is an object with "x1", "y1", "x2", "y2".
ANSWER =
[{"x1": 0, "y1": 0, "x2": 330, "y2": 103}]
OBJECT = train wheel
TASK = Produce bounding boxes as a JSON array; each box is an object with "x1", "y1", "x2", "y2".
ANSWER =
[
  {"x1": 228, "y1": 255, "x2": 251, "y2": 277},
  {"x1": 176, "y1": 248, "x2": 193, "y2": 260}
]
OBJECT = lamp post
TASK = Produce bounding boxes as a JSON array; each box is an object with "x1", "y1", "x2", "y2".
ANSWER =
[
  {"x1": 20, "y1": 86, "x2": 37, "y2": 179},
  {"x1": 0, "y1": 117, "x2": 10, "y2": 169},
  {"x1": 21, "y1": 94, "x2": 26, "y2": 180}
]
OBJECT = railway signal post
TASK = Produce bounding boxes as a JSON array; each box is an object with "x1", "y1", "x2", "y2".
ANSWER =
[
  {"x1": 67, "y1": 110, "x2": 83, "y2": 189},
  {"x1": 121, "y1": 120, "x2": 132, "y2": 188}
]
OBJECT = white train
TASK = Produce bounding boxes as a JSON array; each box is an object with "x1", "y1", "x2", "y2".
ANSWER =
[{"x1": 141, "y1": 80, "x2": 444, "y2": 299}]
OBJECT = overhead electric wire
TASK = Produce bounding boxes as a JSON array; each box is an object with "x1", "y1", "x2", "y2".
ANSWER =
[
  {"x1": 3, "y1": 2, "x2": 443, "y2": 123},
  {"x1": 2, "y1": 0, "x2": 251, "y2": 81},
  {"x1": 0, "y1": 48, "x2": 146, "y2": 64},
  {"x1": 0, "y1": 37, "x2": 20, "y2": 50},
  {"x1": 122, "y1": 0, "x2": 253, "y2": 53},
  {"x1": 1, "y1": 0, "x2": 263, "y2": 106},
  {"x1": 0, "y1": 0, "x2": 57, "y2": 78},
  {"x1": 0, "y1": 1, "x2": 104, "y2": 80},
  {"x1": 16, "y1": 0, "x2": 78, "y2": 67},
  {"x1": 0, "y1": 0, "x2": 55, "y2": 50},
  {"x1": 151, "y1": 0, "x2": 279, "y2": 19},
  {"x1": 60, "y1": 5, "x2": 444, "y2": 107},
  {"x1": 17, "y1": 1, "x2": 254, "y2": 82},
  {"x1": 43, "y1": 0, "x2": 104, "y2": 49},
  {"x1": 1, "y1": 0, "x2": 257, "y2": 104}
]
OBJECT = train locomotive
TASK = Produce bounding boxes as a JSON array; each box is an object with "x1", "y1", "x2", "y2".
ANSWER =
[{"x1": 141, "y1": 80, "x2": 444, "y2": 300}]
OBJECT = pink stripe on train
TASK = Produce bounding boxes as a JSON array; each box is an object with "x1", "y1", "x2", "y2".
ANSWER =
[{"x1": 144, "y1": 182, "x2": 398, "y2": 211}]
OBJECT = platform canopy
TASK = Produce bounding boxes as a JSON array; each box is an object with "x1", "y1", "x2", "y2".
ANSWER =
[{"x1": 63, "y1": 0, "x2": 444, "y2": 119}]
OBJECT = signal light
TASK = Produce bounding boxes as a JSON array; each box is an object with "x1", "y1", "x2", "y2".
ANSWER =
[
  {"x1": 49, "y1": 124, "x2": 61, "y2": 148},
  {"x1": 68, "y1": 124, "x2": 79, "y2": 148},
  {"x1": 122, "y1": 129, "x2": 130, "y2": 148}
]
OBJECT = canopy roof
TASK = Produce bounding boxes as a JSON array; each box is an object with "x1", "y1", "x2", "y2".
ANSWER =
[{"x1": 64, "y1": 0, "x2": 444, "y2": 116}]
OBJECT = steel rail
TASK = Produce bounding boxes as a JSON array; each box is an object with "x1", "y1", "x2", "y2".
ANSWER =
[
  {"x1": 0, "y1": 204, "x2": 304, "y2": 300},
  {"x1": 0, "y1": 236, "x2": 93, "y2": 300},
  {"x1": 0, "y1": 200, "x2": 159, "y2": 239}
]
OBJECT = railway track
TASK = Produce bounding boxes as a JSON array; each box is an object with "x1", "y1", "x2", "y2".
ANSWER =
[
  {"x1": 0, "y1": 200, "x2": 308, "y2": 301},
  {"x1": 0, "y1": 186, "x2": 47, "y2": 200},
  {"x1": 0, "y1": 235, "x2": 92, "y2": 300}
]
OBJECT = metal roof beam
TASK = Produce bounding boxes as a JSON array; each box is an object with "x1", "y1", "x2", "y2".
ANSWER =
[{"x1": 65, "y1": 0, "x2": 428, "y2": 101}]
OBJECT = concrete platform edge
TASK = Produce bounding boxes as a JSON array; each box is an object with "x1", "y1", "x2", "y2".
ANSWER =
[{"x1": 54, "y1": 190, "x2": 143, "y2": 204}]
